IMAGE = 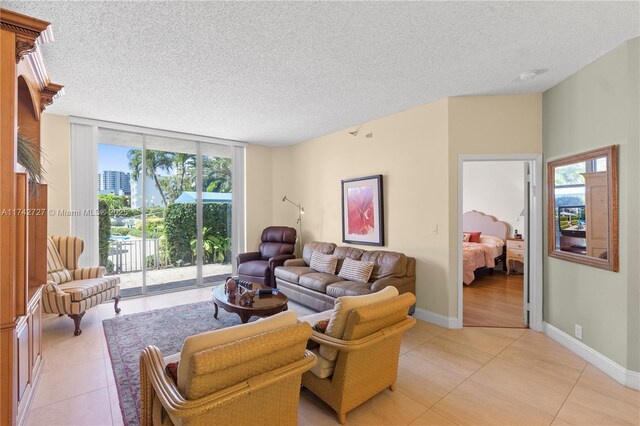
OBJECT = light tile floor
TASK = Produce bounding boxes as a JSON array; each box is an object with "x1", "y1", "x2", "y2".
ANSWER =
[{"x1": 26, "y1": 288, "x2": 639, "y2": 426}]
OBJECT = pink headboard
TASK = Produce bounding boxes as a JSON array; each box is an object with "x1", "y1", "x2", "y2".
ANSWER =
[{"x1": 463, "y1": 210, "x2": 510, "y2": 242}]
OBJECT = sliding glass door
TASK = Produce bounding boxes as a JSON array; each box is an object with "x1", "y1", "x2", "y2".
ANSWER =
[{"x1": 97, "y1": 129, "x2": 234, "y2": 297}]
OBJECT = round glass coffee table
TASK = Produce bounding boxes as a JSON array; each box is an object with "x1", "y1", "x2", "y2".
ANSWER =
[{"x1": 212, "y1": 282, "x2": 288, "y2": 324}]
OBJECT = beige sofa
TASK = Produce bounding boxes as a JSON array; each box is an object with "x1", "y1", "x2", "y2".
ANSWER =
[{"x1": 274, "y1": 241, "x2": 416, "y2": 312}]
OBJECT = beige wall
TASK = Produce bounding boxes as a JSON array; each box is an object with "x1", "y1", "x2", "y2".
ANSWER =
[
  {"x1": 543, "y1": 38, "x2": 639, "y2": 370},
  {"x1": 245, "y1": 144, "x2": 274, "y2": 251},
  {"x1": 40, "y1": 113, "x2": 71, "y2": 236},
  {"x1": 448, "y1": 95, "x2": 543, "y2": 314},
  {"x1": 266, "y1": 94, "x2": 542, "y2": 315},
  {"x1": 270, "y1": 99, "x2": 451, "y2": 312}
]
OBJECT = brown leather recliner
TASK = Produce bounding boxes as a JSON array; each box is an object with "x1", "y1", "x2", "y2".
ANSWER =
[{"x1": 237, "y1": 226, "x2": 297, "y2": 288}]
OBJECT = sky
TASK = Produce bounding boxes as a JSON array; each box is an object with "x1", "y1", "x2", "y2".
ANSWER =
[
  {"x1": 98, "y1": 144, "x2": 136, "y2": 173},
  {"x1": 98, "y1": 144, "x2": 175, "y2": 177}
]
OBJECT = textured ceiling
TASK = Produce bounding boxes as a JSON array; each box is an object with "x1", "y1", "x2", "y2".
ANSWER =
[{"x1": 3, "y1": 1, "x2": 638, "y2": 145}]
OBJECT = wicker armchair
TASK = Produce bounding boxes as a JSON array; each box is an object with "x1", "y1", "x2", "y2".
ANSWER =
[
  {"x1": 43, "y1": 236, "x2": 121, "y2": 335},
  {"x1": 300, "y1": 290, "x2": 416, "y2": 424},
  {"x1": 140, "y1": 311, "x2": 316, "y2": 426}
]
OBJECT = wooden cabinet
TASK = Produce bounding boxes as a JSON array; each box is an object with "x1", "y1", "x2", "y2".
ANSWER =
[
  {"x1": 583, "y1": 172, "x2": 608, "y2": 258},
  {"x1": 1, "y1": 8, "x2": 63, "y2": 425},
  {"x1": 506, "y1": 238, "x2": 525, "y2": 275}
]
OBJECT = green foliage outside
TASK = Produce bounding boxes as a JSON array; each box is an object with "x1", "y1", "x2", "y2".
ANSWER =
[
  {"x1": 555, "y1": 163, "x2": 586, "y2": 186},
  {"x1": 98, "y1": 199, "x2": 113, "y2": 273},
  {"x1": 103, "y1": 149, "x2": 233, "y2": 270},
  {"x1": 190, "y1": 227, "x2": 231, "y2": 264},
  {"x1": 98, "y1": 194, "x2": 130, "y2": 210},
  {"x1": 164, "y1": 203, "x2": 231, "y2": 265}
]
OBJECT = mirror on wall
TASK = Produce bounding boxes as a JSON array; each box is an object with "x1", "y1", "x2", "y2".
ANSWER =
[{"x1": 547, "y1": 145, "x2": 618, "y2": 271}]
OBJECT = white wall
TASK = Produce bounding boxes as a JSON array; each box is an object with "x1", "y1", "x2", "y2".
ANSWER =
[{"x1": 462, "y1": 161, "x2": 525, "y2": 237}]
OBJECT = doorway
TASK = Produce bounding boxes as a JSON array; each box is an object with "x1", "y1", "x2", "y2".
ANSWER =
[{"x1": 457, "y1": 154, "x2": 543, "y2": 332}]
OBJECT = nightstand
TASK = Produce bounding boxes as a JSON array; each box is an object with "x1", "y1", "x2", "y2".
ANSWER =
[{"x1": 506, "y1": 238, "x2": 525, "y2": 275}]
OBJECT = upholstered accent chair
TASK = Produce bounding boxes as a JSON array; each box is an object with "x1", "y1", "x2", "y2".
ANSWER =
[
  {"x1": 299, "y1": 287, "x2": 416, "y2": 424},
  {"x1": 237, "y1": 226, "x2": 297, "y2": 287},
  {"x1": 139, "y1": 311, "x2": 316, "y2": 426},
  {"x1": 43, "y1": 236, "x2": 121, "y2": 336}
]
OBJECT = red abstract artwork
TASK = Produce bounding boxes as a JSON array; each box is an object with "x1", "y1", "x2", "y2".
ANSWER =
[
  {"x1": 347, "y1": 186, "x2": 374, "y2": 235},
  {"x1": 342, "y1": 174, "x2": 384, "y2": 245}
]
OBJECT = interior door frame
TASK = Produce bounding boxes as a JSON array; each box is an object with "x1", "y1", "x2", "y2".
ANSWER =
[{"x1": 456, "y1": 153, "x2": 543, "y2": 332}]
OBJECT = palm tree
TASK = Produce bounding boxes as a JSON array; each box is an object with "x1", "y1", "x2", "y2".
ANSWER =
[
  {"x1": 203, "y1": 157, "x2": 232, "y2": 193},
  {"x1": 172, "y1": 153, "x2": 196, "y2": 194},
  {"x1": 128, "y1": 149, "x2": 173, "y2": 206}
]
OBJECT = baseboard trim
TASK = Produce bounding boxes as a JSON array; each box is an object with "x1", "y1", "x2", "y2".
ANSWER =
[
  {"x1": 413, "y1": 308, "x2": 459, "y2": 329},
  {"x1": 543, "y1": 322, "x2": 639, "y2": 390}
]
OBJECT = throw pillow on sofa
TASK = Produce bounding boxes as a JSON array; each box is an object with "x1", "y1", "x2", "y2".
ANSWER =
[
  {"x1": 338, "y1": 257, "x2": 374, "y2": 283},
  {"x1": 310, "y1": 252, "x2": 339, "y2": 275}
]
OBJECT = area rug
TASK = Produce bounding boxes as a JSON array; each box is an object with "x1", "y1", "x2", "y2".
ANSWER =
[{"x1": 103, "y1": 301, "x2": 247, "y2": 426}]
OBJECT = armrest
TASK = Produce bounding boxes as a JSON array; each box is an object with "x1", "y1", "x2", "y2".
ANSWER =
[
  {"x1": 236, "y1": 251, "x2": 261, "y2": 266},
  {"x1": 284, "y1": 258, "x2": 307, "y2": 267},
  {"x1": 72, "y1": 266, "x2": 106, "y2": 280},
  {"x1": 139, "y1": 346, "x2": 317, "y2": 424},
  {"x1": 268, "y1": 254, "x2": 296, "y2": 271},
  {"x1": 44, "y1": 281, "x2": 66, "y2": 296},
  {"x1": 309, "y1": 316, "x2": 416, "y2": 352},
  {"x1": 370, "y1": 276, "x2": 415, "y2": 293}
]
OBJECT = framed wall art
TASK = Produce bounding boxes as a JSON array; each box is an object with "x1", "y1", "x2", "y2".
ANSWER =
[{"x1": 341, "y1": 174, "x2": 384, "y2": 246}]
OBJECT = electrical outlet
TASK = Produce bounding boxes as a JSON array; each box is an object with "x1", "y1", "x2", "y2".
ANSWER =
[
  {"x1": 432, "y1": 224, "x2": 438, "y2": 235},
  {"x1": 575, "y1": 324, "x2": 583, "y2": 340}
]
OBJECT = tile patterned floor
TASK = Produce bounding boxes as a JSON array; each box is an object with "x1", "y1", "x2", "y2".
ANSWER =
[{"x1": 26, "y1": 288, "x2": 640, "y2": 426}]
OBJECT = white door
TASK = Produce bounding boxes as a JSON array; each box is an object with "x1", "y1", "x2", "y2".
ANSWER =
[{"x1": 523, "y1": 162, "x2": 531, "y2": 326}]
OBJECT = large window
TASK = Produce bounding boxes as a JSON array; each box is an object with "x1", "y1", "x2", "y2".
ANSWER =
[{"x1": 69, "y1": 118, "x2": 245, "y2": 297}]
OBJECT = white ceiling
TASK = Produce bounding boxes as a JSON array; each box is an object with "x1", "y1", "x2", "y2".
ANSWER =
[{"x1": 4, "y1": 1, "x2": 639, "y2": 146}]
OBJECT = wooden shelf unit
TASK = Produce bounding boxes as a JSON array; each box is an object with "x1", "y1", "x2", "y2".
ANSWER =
[{"x1": 1, "y1": 8, "x2": 63, "y2": 425}]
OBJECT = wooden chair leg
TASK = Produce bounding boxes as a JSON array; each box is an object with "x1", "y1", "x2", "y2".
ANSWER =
[
  {"x1": 113, "y1": 295, "x2": 121, "y2": 314},
  {"x1": 389, "y1": 382, "x2": 397, "y2": 391},
  {"x1": 68, "y1": 312, "x2": 85, "y2": 336},
  {"x1": 338, "y1": 412, "x2": 346, "y2": 425}
]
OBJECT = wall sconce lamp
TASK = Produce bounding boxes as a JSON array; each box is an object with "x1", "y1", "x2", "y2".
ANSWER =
[{"x1": 282, "y1": 196, "x2": 304, "y2": 250}]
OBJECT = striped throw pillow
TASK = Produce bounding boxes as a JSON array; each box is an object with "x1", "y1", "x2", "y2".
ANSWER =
[
  {"x1": 48, "y1": 269, "x2": 73, "y2": 284},
  {"x1": 47, "y1": 237, "x2": 66, "y2": 272},
  {"x1": 338, "y1": 257, "x2": 374, "y2": 283},
  {"x1": 310, "y1": 252, "x2": 339, "y2": 275}
]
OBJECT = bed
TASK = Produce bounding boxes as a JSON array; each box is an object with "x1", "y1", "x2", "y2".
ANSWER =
[{"x1": 462, "y1": 210, "x2": 510, "y2": 285}]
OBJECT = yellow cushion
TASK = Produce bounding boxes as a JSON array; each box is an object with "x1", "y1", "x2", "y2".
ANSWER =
[
  {"x1": 321, "y1": 286, "x2": 399, "y2": 361},
  {"x1": 309, "y1": 347, "x2": 336, "y2": 378},
  {"x1": 176, "y1": 310, "x2": 298, "y2": 393}
]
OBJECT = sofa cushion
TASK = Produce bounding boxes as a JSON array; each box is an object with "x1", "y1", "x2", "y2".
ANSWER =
[
  {"x1": 309, "y1": 252, "x2": 338, "y2": 274},
  {"x1": 337, "y1": 258, "x2": 374, "y2": 283},
  {"x1": 302, "y1": 241, "x2": 337, "y2": 265},
  {"x1": 299, "y1": 273, "x2": 342, "y2": 293},
  {"x1": 274, "y1": 266, "x2": 314, "y2": 284},
  {"x1": 361, "y1": 251, "x2": 407, "y2": 280},
  {"x1": 309, "y1": 347, "x2": 336, "y2": 379},
  {"x1": 177, "y1": 310, "x2": 298, "y2": 394},
  {"x1": 237, "y1": 259, "x2": 269, "y2": 277},
  {"x1": 326, "y1": 281, "x2": 373, "y2": 298},
  {"x1": 333, "y1": 246, "x2": 365, "y2": 272},
  {"x1": 58, "y1": 276, "x2": 120, "y2": 302},
  {"x1": 321, "y1": 286, "x2": 399, "y2": 361}
]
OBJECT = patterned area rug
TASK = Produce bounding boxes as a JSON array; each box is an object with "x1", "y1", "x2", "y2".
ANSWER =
[{"x1": 103, "y1": 301, "x2": 247, "y2": 426}]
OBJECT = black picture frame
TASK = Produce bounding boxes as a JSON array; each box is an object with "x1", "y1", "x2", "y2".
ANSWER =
[{"x1": 341, "y1": 174, "x2": 384, "y2": 246}]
